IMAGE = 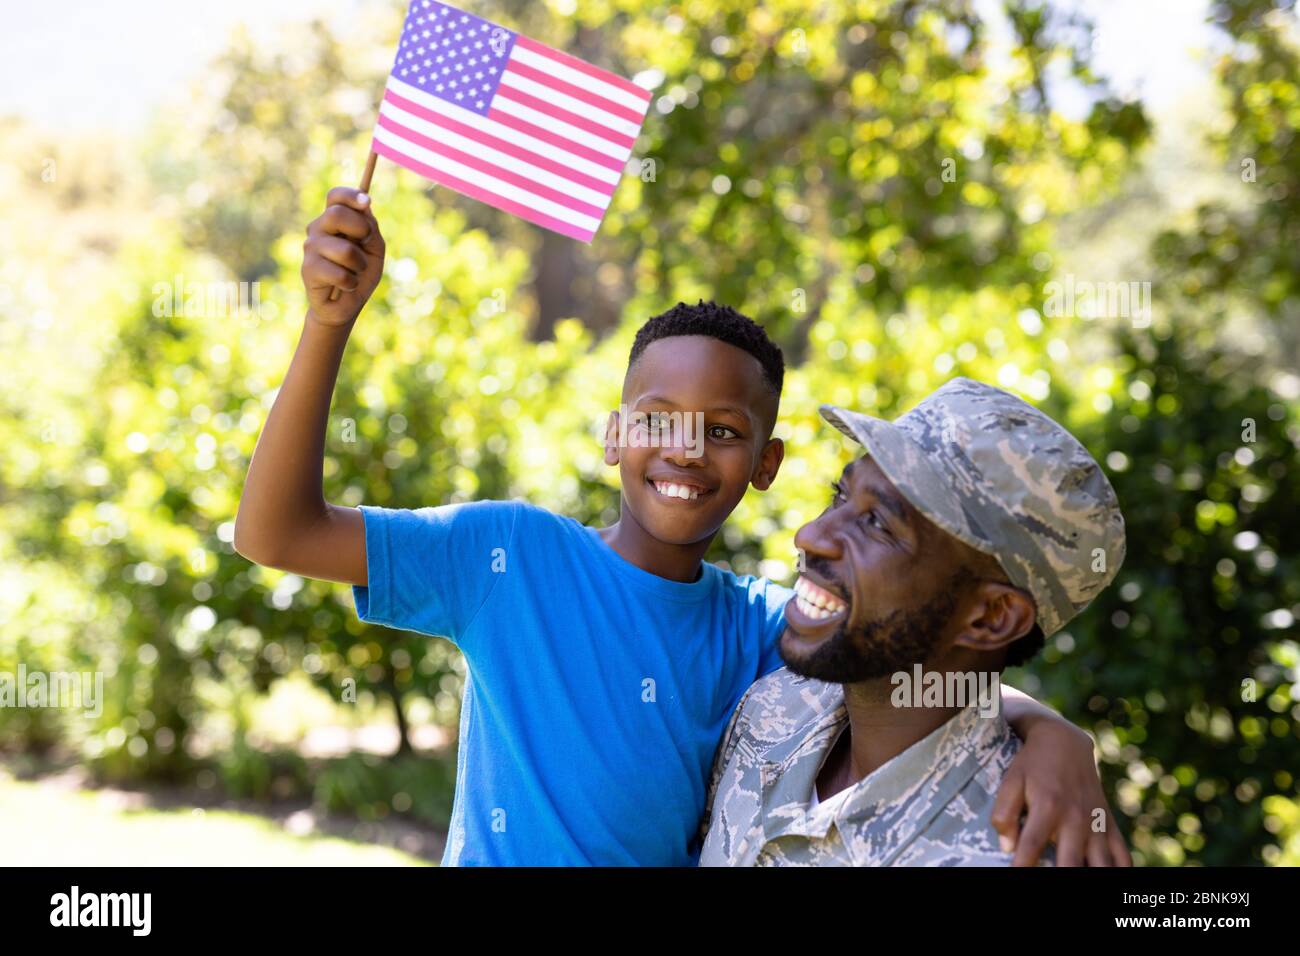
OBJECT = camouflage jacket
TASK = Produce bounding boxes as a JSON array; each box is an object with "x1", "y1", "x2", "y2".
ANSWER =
[{"x1": 698, "y1": 667, "x2": 1029, "y2": 866}]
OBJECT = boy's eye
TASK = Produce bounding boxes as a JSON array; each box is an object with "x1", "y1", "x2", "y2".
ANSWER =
[
  {"x1": 830, "y1": 481, "x2": 847, "y2": 504},
  {"x1": 708, "y1": 424, "x2": 739, "y2": 440}
]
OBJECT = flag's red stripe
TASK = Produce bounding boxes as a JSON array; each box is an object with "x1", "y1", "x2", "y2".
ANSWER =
[
  {"x1": 514, "y1": 35, "x2": 651, "y2": 103},
  {"x1": 376, "y1": 113, "x2": 608, "y2": 220},
  {"x1": 494, "y1": 84, "x2": 637, "y2": 150},
  {"x1": 503, "y1": 60, "x2": 647, "y2": 126},
  {"x1": 383, "y1": 89, "x2": 616, "y2": 197},
  {"x1": 486, "y1": 107, "x2": 627, "y2": 173},
  {"x1": 371, "y1": 138, "x2": 596, "y2": 243}
]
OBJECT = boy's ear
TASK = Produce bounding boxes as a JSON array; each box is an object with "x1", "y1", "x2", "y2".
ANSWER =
[
  {"x1": 603, "y1": 410, "x2": 621, "y2": 466},
  {"x1": 750, "y1": 437, "x2": 784, "y2": 491}
]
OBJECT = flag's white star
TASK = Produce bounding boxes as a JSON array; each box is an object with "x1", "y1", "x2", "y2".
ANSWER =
[
  {"x1": 476, "y1": 100, "x2": 485, "y2": 108},
  {"x1": 456, "y1": 92, "x2": 464, "y2": 100}
]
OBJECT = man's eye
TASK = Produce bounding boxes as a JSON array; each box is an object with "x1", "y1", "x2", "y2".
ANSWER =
[
  {"x1": 861, "y1": 509, "x2": 887, "y2": 532},
  {"x1": 830, "y1": 482, "x2": 847, "y2": 504}
]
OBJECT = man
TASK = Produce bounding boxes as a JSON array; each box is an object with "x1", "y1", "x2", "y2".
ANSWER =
[{"x1": 698, "y1": 377, "x2": 1128, "y2": 866}]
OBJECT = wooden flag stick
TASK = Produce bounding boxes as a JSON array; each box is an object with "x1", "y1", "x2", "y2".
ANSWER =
[{"x1": 327, "y1": 149, "x2": 379, "y2": 302}]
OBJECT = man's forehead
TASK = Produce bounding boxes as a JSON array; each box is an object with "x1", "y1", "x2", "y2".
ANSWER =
[
  {"x1": 842, "y1": 456, "x2": 916, "y2": 523},
  {"x1": 842, "y1": 455, "x2": 889, "y2": 487}
]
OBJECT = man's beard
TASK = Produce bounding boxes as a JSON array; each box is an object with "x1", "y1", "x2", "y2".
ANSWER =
[{"x1": 781, "y1": 563, "x2": 969, "y2": 684}]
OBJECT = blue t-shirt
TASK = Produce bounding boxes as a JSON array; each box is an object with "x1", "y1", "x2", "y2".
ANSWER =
[{"x1": 352, "y1": 499, "x2": 792, "y2": 866}]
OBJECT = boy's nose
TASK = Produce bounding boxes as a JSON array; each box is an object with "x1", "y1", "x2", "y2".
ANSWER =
[
  {"x1": 658, "y1": 418, "x2": 706, "y2": 466},
  {"x1": 660, "y1": 442, "x2": 705, "y2": 467}
]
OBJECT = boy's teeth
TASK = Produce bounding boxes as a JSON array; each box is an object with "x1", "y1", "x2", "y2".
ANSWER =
[{"x1": 654, "y1": 481, "x2": 700, "y2": 500}]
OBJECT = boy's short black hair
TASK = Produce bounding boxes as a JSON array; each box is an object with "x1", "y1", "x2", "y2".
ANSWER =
[{"x1": 628, "y1": 300, "x2": 785, "y2": 397}]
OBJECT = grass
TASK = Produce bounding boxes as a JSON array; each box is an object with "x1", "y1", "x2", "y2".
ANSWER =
[{"x1": 0, "y1": 778, "x2": 430, "y2": 866}]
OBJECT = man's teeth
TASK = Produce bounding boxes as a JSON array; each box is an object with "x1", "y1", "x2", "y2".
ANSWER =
[
  {"x1": 653, "y1": 481, "x2": 702, "y2": 500},
  {"x1": 794, "y1": 576, "x2": 847, "y2": 619}
]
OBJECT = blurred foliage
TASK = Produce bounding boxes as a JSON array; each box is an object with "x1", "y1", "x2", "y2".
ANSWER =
[{"x1": 1, "y1": 0, "x2": 1297, "y2": 861}]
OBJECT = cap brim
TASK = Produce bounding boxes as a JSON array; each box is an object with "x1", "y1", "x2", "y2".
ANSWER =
[{"x1": 819, "y1": 403, "x2": 998, "y2": 561}]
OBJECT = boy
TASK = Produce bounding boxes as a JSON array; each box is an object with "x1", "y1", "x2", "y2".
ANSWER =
[{"x1": 235, "y1": 188, "x2": 1123, "y2": 866}]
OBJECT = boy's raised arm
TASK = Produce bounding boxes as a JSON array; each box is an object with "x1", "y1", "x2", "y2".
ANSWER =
[{"x1": 233, "y1": 187, "x2": 386, "y2": 586}]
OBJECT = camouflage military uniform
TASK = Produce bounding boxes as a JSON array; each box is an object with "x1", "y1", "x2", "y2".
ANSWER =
[
  {"x1": 698, "y1": 667, "x2": 1026, "y2": 866},
  {"x1": 698, "y1": 377, "x2": 1123, "y2": 866}
]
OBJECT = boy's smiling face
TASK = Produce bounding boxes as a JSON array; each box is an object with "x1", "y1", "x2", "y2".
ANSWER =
[{"x1": 605, "y1": 335, "x2": 784, "y2": 547}]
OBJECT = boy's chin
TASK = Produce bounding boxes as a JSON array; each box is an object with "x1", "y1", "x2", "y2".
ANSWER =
[
  {"x1": 640, "y1": 516, "x2": 720, "y2": 547},
  {"x1": 629, "y1": 502, "x2": 723, "y2": 547}
]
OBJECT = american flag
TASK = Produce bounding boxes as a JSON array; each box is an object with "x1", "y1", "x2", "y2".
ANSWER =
[{"x1": 372, "y1": 0, "x2": 653, "y2": 243}]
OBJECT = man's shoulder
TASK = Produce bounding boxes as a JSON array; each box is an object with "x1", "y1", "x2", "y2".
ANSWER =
[{"x1": 730, "y1": 667, "x2": 841, "y2": 740}]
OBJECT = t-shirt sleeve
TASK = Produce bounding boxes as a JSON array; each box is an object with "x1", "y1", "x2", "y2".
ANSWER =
[
  {"x1": 756, "y1": 582, "x2": 793, "y2": 677},
  {"x1": 351, "y1": 499, "x2": 520, "y2": 650}
]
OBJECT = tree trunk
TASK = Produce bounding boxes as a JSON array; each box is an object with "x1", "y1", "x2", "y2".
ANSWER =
[{"x1": 388, "y1": 680, "x2": 412, "y2": 756}]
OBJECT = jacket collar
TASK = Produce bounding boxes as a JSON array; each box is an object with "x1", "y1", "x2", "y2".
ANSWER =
[{"x1": 756, "y1": 684, "x2": 1008, "y2": 865}]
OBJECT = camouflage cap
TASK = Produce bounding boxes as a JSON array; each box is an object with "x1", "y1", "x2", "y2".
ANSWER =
[{"x1": 820, "y1": 377, "x2": 1125, "y2": 636}]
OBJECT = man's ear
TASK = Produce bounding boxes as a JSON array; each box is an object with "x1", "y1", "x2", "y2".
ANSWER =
[
  {"x1": 603, "y1": 410, "x2": 621, "y2": 466},
  {"x1": 750, "y1": 437, "x2": 785, "y2": 491},
  {"x1": 953, "y1": 581, "x2": 1036, "y2": 652}
]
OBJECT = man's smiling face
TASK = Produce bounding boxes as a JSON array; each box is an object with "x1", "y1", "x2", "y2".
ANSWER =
[
  {"x1": 605, "y1": 335, "x2": 782, "y2": 547},
  {"x1": 781, "y1": 456, "x2": 979, "y2": 682}
]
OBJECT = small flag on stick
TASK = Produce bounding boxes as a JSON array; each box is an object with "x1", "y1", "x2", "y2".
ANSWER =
[{"x1": 370, "y1": 0, "x2": 652, "y2": 243}]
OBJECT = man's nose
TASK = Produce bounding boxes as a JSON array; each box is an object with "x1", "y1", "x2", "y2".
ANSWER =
[{"x1": 794, "y1": 511, "x2": 843, "y2": 561}]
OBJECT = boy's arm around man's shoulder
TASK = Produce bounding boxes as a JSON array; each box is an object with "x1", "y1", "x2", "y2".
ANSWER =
[{"x1": 233, "y1": 187, "x2": 384, "y2": 587}]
